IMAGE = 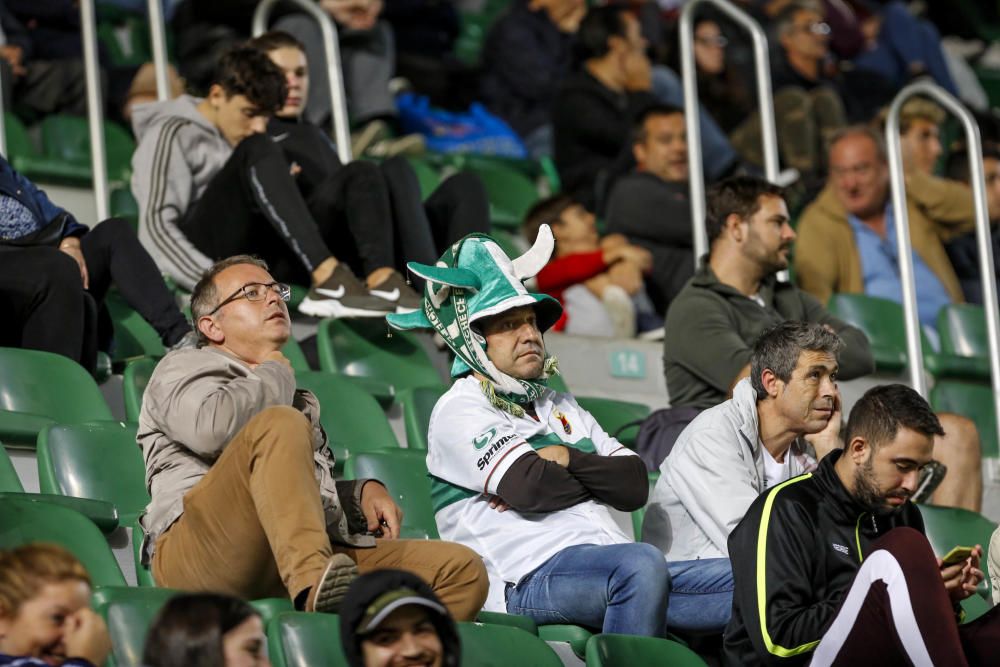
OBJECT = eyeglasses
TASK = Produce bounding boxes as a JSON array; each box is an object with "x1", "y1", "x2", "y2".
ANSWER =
[
  {"x1": 796, "y1": 21, "x2": 831, "y2": 36},
  {"x1": 695, "y1": 35, "x2": 728, "y2": 48},
  {"x1": 209, "y1": 282, "x2": 291, "y2": 315}
]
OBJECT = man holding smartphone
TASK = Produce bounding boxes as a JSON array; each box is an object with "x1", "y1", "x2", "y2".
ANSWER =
[{"x1": 724, "y1": 383, "x2": 999, "y2": 666}]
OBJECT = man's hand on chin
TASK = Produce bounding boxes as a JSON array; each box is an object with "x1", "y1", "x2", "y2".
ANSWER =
[{"x1": 804, "y1": 389, "x2": 843, "y2": 460}]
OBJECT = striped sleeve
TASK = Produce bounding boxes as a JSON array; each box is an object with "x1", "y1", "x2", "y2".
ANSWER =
[{"x1": 132, "y1": 117, "x2": 214, "y2": 290}]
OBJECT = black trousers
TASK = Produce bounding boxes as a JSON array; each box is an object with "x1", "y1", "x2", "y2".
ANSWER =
[
  {"x1": 81, "y1": 217, "x2": 190, "y2": 349},
  {"x1": 379, "y1": 156, "x2": 491, "y2": 268},
  {"x1": 181, "y1": 133, "x2": 394, "y2": 286},
  {"x1": 0, "y1": 245, "x2": 98, "y2": 374}
]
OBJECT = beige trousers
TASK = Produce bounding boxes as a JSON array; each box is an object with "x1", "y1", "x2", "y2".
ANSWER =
[{"x1": 153, "y1": 406, "x2": 488, "y2": 620}]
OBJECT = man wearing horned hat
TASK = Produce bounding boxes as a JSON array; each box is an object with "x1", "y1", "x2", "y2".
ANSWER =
[{"x1": 386, "y1": 227, "x2": 733, "y2": 636}]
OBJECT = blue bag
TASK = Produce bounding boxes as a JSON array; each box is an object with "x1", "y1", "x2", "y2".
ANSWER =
[{"x1": 396, "y1": 93, "x2": 527, "y2": 158}]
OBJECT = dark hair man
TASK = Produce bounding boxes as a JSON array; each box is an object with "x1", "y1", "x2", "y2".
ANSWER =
[{"x1": 725, "y1": 384, "x2": 1000, "y2": 666}]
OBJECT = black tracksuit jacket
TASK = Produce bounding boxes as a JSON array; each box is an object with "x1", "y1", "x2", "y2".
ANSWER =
[{"x1": 722, "y1": 450, "x2": 925, "y2": 666}]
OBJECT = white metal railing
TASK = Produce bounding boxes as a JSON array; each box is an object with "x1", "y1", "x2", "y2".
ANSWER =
[
  {"x1": 252, "y1": 0, "x2": 353, "y2": 164},
  {"x1": 679, "y1": 0, "x2": 779, "y2": 261},
  {"x1": 885, "y1": 82, "x2": 1000, "y2": 448},
  {"x1": 147, "y1": 0, "x2": 170, "y2": 101},
  {"x1": 81, "y1": 0, "x2": 109, "y2": 221}
]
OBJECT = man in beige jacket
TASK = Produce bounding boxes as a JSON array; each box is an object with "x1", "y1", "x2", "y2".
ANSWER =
[
  {"x1": 795, "y1": 124, "x2": 974, "y2": 319},
  {"x1": 137, "y1": 255, "x2": 488, "y2": 616}
]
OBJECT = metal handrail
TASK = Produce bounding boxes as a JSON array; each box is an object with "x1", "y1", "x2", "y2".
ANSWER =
[
  {"x1": 885, "y1": 83, "x2": 1000, "y2": 442},
  {"x1": 147, "y1": 0, "x2": 170, "y2": 101},
  {"x1": 0, "y1": 67, "x2": 7, "y2": 157},
  {"x1": 81, "y1": 0, "x2": 109, "y2": 221},
  {"x1": 679, "y1": 0, "x2": 779, "y2": 261},
  {"x1": 252, "y1": 0, "x2": 353, "y2": 164}
]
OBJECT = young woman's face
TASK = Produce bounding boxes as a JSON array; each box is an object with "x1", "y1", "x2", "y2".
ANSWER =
[
  {"x1": 0, "y1": 580, "x2": 91, "y2": 665},
  {"x1": 222, "y1": 615, "x2": 270, "y2": 667}
]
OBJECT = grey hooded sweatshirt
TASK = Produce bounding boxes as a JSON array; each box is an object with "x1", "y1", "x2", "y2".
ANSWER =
[{"x1": 130, "y1": 95, "x2": 232, "y2": 290}]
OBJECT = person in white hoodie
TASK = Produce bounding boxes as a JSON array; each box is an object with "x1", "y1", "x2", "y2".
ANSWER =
[
  {"x1": 130, "y1": 45, "x2": 417, "y2": 318},
  {"x1": 643, "y1": 320, "x2": 844, "y2": 561}
]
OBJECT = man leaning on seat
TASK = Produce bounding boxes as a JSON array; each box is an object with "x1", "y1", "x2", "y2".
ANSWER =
[{"x1": 136, "y1": 254, "x2": 488, "y2": 617}]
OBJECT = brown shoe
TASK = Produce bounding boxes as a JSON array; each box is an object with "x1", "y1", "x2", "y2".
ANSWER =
[{"x1": 307, "y1": 553, "x2": 358, "y2": 613}]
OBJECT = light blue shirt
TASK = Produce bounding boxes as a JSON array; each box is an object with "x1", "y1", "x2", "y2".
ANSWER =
[{"x1": 848, "y1": 204, "x2": 952, "y2": 328}]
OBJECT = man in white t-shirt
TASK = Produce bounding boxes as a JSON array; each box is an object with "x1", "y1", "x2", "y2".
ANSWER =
[
  {"x1": 643, "y1": 320, "x2": 844, "y2": 561},
  {"x1": 387, "y1": 227, "x2": 734, "y2": 636}
]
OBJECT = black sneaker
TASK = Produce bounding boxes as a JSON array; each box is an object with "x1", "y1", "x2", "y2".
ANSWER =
[
  {"x1": 299, "y1": 263, "x2": 395, "y2": 318},
  {"x1": 369, "y1": 270, "x2": 423, "y2": 313}
]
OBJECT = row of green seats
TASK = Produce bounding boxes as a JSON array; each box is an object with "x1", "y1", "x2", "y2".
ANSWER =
[
  {"x1": 6, "y1": 112, "x2": 135, "y2": 186},
  {"x1": 826, "y1": 294, "x2": 1000, "y2": 457}
]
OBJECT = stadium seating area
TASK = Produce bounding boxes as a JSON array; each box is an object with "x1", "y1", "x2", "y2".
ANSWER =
[{"x1": 5, "y1": 0, "x2": 1000, "y2": 664}]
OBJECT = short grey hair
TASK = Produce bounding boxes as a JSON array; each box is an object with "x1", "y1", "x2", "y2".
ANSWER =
[
  {"x1": 190, "y1": 255, "x2": 270, "y2": 347},
  {"x1": 750, "y1": 321, "x2": 843, "y2": 398},
  {"x1": 828, "y1": 124, "x2": 887, "y2": 163}
]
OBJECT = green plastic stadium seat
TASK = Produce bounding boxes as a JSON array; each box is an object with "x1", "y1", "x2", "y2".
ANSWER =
[
  {"x1": 344, "y1": 450, "x2": 438, "y2": 539},
  {"x1": 918, "y1": 504, "x2": 998, "y2": 621},
  {"x1": 40, "y1": 114, "x2": 136, "y2": 183},
  {"x1": 282, "y1": 336, "x2": 312, "y2": 372},
  {"x1": 930, "y1": 380, "x2": 999, "y2": 459},
  {"x1": 37, "y1": 421, "x2": 148, "y2": 524},
  {"x1": 0, "y1": 495, "x2": 125, "y2": 585},
  {"x1": 106, "y1": 291, "x2": 166, "y2": 363},
  {"x1": 575, "y1": 396, "x2": 650, "y2": 450},
  {"x1": 462, "y1": 162, "x2": 539, "y2": 232},
  {"x1": 109, "y1": 183, "x2": 140, "y2": 221},
  {"x1": 585, "y1": 633, "x2": 709, "y2": 666},
  {"x1": 93, "y1": 586, "x2": 294, "y2": 666},
  {"x1": 827, "y1": 294, "x2": 935, "y2": 373},
  {"x1": 460, "y1": 621, "x2": 563, "y2": 667},
  {"x1": 397, "y1": 385, "x2": 446, "y2": 450},
  {"x1": 0, "y1": 347, "x2": 113, "y2": 447},
  {"x1": 92, "y1": 586, "x2": 178, "y2": 667},
  {"x1": 405, "y1": 155, "x2": 442, "y2": 199},
  {"x1": 538, "y1": 624, "x2": 594, "y2": 658},
  {"x1": 0, "y1": 445, "x2": 23, "y2": 491},
  {"x1": 123, "y1": 356, "x2": 158, "y2": 422},
  {"x1": 930, "y1": 304, "x2": 992, "y2": 381},
  {"x1": 295, "y1": 371, "x2": 400, "y2": 464},
  {"x1": 632, "y1": 471, "x2": 660, "y2": 542},
  {"x1": 317, "y1": 318, "x2": 444, "y2": 393},
  {"x1": 268, "y1": 611, "x2": 350, "y2": 667},
  {"x1": 476, "y1": 611, "x2": 539, "y2": 634},
  {"x1": 286, "y1": 337, "x2": 397, "y2": 406}
]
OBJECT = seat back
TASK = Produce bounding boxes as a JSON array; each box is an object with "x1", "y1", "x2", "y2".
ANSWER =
[
  {"x1": 106, "y1": 292, "x2": 166, "y2": 362},
  {"x1": 0, "y1": 496, "x2": 125, "y2": 585},
  {"x1": 458, "y1": 622, "x2": 563, "y2": 667},
  {"x1": 295, "y1": 371, "x2": 399, "y2": 463},
  {"x1": 938, "y1": 303, "x2": 989, "y2": 358},
  {"x1": 827, "y1": 294, "x2": 921, "y2": 372},
  {"x1": 398, "y1": 385, "x2": 447, "y2": 451},
  {"x1": 0, "y1": 347, "x2": 113, "y2": 445},
  {"x1": 930, "y1": 380, "x2": 999, "y2": 458},
  {"x1": 0, "y1": 444, "x2": 23, "y2": 491},
  {"x1": 40, "y1": 114, "x2": 136, "y2": 181},
  {"x1": 268, "y1": 611, "x2": 350, "y2": 667},
  {"x1": 463, "y1": 162, "x2": 539, "y2": 231},
  {"x1": 584, "y1": 633, "x2": 709, "y2": 667},
  {"x1": 92, "y1": 586, "x2": 178, "y2": 667},
  {"x1": 918, "y1": 504, "x2": 998, "y2": 621},
  {"x1": 37, "y1": 422, "x2": 149, "y2": 522},
  {"x1": 123, "y1": 356, "x2": 159, "y2": 422},
  {"x1": 575, "y1": 397, "x2": 651, "y2": 450},
  {"x1": 317, "y1": 319, "x2": 443, "y2": 392},
  {"x1": 344, "y1": 450, "x2": 438, "y2": 539}
]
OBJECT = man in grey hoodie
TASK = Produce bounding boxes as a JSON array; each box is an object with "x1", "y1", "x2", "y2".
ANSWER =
[{"x1": 131, "y1": 46, "x2": 417, "y2": 318}]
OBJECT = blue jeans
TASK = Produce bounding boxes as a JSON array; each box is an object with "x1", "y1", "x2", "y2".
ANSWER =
[{"x1": 505, "y1": 543, "x2": 733, "y2": 636}]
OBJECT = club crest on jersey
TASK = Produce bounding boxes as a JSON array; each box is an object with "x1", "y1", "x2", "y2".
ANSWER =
[{"x1": 554, "y1": 411, "x2": 572, "y2": 435}]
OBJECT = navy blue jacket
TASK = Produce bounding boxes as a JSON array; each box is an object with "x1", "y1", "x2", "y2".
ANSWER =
[{"x1": 0, "y1": 156, "x2": 88, "y2": 241}]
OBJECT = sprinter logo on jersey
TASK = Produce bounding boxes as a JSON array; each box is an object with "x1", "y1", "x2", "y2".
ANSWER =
[
  {"x1": 474, "y1": 427, "x2": 498, "y2": 450},
  {"x1": 476, "y1": 433, "x2": 517, "y2": 470}
]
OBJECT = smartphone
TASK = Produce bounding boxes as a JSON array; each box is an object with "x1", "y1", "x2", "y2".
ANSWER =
[{"x1": 941, "y1": 545, "x2": 975, "y2": 566}]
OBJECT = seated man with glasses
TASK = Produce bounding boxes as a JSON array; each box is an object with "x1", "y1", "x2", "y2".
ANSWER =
[{"x1": 136, "y1": 254, "x2": 489, "y2": 618}]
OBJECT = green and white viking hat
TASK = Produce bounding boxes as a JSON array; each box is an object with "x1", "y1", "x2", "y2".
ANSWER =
[{"x1": 386, "y1": 226, "x2": 563, "y2": 416}]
